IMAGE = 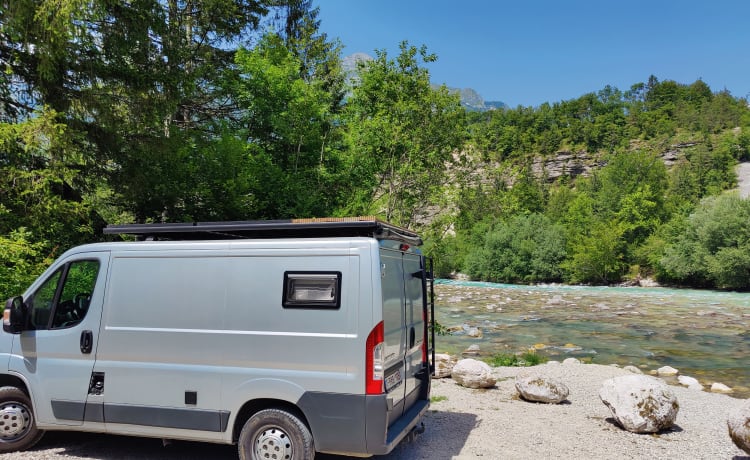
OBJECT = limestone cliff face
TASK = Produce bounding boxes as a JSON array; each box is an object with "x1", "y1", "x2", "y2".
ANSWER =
[{"x1": 531, "y1": 151, "x2": 598, "y2": 182}]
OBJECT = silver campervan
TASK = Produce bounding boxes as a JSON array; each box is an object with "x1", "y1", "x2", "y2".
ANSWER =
[{"x1": 0, "y1": 218, "x2": 434, "y2": 459}]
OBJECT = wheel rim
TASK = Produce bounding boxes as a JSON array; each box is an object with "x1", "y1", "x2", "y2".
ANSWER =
[
  {"x1": 0, "y1": 401, "x2": 31, "y2": 442},
  {"x1": 254, "y1": 426, "x2": 293, "y2": 460}
]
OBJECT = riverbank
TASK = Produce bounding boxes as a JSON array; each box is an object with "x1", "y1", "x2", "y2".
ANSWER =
[
  {"x1": 379, "y1": 362, "x2": 748, "y2": 460},
  {"x1": 432, "y1": 280, "x2": 750, "y2": 398}
]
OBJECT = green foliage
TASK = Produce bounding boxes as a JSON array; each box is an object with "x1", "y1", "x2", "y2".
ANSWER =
[
  {"x1": 484, "y1": 351, "x2": 547, "y2": 367},
  {"x1": 465, "y1": 214, "x2": 567, "y2": 283},
  {"x1": 564, "y1": 222, "x2": 627, "y2": 284},
  {"x1": 342, "y1": 41, "x2": 465, "y2": 227},
  {"x1": 2, "y1": 0, "x2": 749, "y2": 295},
  {"x1": 0, "y1": 229, "x2": 53, "y2": 300},
  {"x1": 660, "y1": 194, "x2": 750, "y2": 289},
  {"x1": 233, "y1": 32, "x2": 342, "y2": 218}
]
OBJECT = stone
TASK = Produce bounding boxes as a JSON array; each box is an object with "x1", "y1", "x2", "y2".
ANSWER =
[
  {"x1": 727, "y1": 399, "x2": 750, "y2": 455},
  {"x1": 515, "y1": 374, "x2": 569, "y2": 404},
  {"x1": 433, "y1": 353, "x2": 456, "y2": 379},
  {"x1": 451, "y1": 358, "x2": 497, "y2": 389},
  {"x1": 656, "y1": 366, "x2": 679, "y2": 376},
  {"x1": 462, "y1": 344, "x2": 481, "y2": 356},
  {"x1": 599, "y1": 375, "x2": 679, "y2": 433},
  {"x1": 677, "y1": 375, "x2": 703, "y2": 391},
  {"x1": 623, "y1": 365, "x2": 642, "y2": 374},
  {"x1": 710, "y1": 382, "x2": 733, "y2": 394},
  {"x1": 562, "y1": 357, "x2": 581, "y2": 365}
]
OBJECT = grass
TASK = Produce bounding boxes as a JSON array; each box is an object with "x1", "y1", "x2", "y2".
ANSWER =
[
  {"x1": 430, "y1": 395, "x2": 448, "y2": 403},
  {"x1": 484, "y1": 350, "x2": 547, "y2": 367}
]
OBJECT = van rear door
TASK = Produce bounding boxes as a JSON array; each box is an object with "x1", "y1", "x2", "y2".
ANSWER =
[
  {"x1": 379, "y1": 249, "x2": 407, "y2": 418},
  {"x1": 401, "y1": 252, "x2": 427, "y2": 410},
  {"x1": 379, "y1": 247, "x2": 428, "y2": 420}
]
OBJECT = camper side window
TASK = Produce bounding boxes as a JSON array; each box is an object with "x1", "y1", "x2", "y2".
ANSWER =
[{"x1": 283, "y1": 272, "x2": 341, "y2": 309}]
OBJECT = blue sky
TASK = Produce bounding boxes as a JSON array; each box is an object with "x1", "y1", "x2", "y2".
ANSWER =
[{"x1": 315, "y1": 1, "x2": 750, "y2": 107}]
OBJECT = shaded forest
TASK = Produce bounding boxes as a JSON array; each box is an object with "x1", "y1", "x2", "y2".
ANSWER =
[{"x1": 2, "y1": 0, "x2": 750, "y2": 297}]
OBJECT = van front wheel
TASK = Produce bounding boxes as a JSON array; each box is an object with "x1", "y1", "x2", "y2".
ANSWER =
[
  {"x1": 238, "y1": 408, "x2": 315, "y2": 460},
  {"x1": 0, "y1": 386, "x2": 44, "y2": 453}
]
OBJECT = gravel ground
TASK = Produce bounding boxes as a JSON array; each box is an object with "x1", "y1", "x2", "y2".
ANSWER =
[{"x1": 2, "y1": 362, "x2": 747, "y2": 460}]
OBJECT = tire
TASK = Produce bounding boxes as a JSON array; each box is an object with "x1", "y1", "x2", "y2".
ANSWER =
[
  {"x1": 0, "y1": 386, "x2": 44, "y2": 453},
  {"x1": 238, "y1": 408, "x2": 315, "y2": 460}
]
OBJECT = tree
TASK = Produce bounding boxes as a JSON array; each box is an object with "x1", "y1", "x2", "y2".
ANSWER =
[
  {"x1": 661, "y1": 194, "x2": 750, "y2": 289},
  {"x1": 343, "y1": 41, "x2": 465, "y2": 227},
  {"x1": 233, "y1": 32, "x2": 343, "y2": 218},
  {"x1": 464, "y1": 214, "x2": 567, "y2": 283}
]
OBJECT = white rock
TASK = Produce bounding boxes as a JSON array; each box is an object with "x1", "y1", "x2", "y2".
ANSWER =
[
  {"x1": 433, "y1": 353, "x2": 456, "y2": 379},
  {"x1": 562, "y1": 357, "x2": 581, "y2": 365},
  {"x1": 710, "y1": 382, "x2": 733, "y2": 393},
  {"x1": 462, "y1": 344, "x2": 481, "y2": 356},
  {"x1": 599, "y1": 374, "x2": 679, "y2": 433},
  {"x1": 656, "y1": 366, "x2": 679, "y2": 376},
  {"x1": 727, "y1": 399, "x2": 750, "y2": 454},
  {"x1": 515, "y1": 375, "x2": 569, "y2": 404},
  {"x1": 451, "y1": 358, "x2": 497, "y2": 389},
  {"x1": 677, "y1": 375, "x2": 702, "y2": 390},
  {"x1": 623, "y1": 365, "x2": 643, "y2": 374}
]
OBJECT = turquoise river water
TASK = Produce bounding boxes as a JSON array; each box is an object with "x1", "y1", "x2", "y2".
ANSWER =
[{"x1": 432, "y1": 279, "x2": 750, "y2": 398}]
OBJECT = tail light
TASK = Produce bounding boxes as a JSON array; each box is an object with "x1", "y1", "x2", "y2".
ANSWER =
[{"x1": 366, "y1": 321, "x2": 385, "y2": 395}]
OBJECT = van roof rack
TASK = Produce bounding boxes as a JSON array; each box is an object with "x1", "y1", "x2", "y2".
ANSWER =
[{"x1": 103, "y1": 217, "x2": 422, "y2": 246}]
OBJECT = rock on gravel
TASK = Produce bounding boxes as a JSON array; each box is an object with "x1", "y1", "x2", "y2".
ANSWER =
[
  {"x1": 599, "y1": 374, "x2": 679, "y2": 433},
  {"x1": 451, "y1": 358, "x2": 496, "y2": 389},
  {"x1": 515, "y1": 374, "x2": 569, "y2": 403},
  {"x1": 727, "y1": 399, "x2": 750, "y2": 454},
  {"x1": 380, "y1": 363, "x2": 746, "y2": 460}
]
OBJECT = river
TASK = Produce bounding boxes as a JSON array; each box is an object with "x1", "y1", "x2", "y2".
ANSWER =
[{"x1": 432, "y1": 279, "x2": 750, "y2": 398}]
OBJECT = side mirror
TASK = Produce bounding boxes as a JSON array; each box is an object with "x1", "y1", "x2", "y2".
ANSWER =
[{"x1": 3, "y1": 297, "x2": 26, "y2": 334}]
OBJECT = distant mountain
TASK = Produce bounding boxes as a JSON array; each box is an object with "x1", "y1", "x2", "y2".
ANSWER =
[
  {"x1": 342, "y1": 53, "x2": 506, "y2": 111},
  {"x1": 445, "y1": 87, "x2": 507, "y2": 112}
]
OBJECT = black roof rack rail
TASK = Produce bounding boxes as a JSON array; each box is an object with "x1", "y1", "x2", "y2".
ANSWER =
[{"x1": 103, "y1": 217, "x2": 423, "y2": 246}]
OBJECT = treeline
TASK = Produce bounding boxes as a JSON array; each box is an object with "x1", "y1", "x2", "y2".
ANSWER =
[
  {"x1": 2, "y1": 1, "x2": 750, "y2": 297},
  {"x1": 430, "y1": 78, "x2": 750, "y2": 290},
  {"x1": 0, "y1": 0, "x2": 465, "y2": 297}
]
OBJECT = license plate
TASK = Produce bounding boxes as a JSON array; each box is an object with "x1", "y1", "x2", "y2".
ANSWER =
[{"x1": 385, "y1": 369, "x2": 402, "y2": 392}]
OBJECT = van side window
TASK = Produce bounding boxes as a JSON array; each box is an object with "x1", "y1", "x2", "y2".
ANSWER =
[
  {"x1": 283, "y1": 272, "x2": 341, "y2": 309},
  {"x1": 27, "y1": 260, "x2": 100, "y2": 330},
  {"x1": 27, "y1": 269, "x2": 63, "y2": 329}
]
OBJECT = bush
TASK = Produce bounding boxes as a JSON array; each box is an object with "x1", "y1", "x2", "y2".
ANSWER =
[
  {"x1": 464, "y1": 214, "x2": 567, "y2": 283},
  {"x1": 485, "y1": 350, "x2": 547, "y2": 367},
  {"x1": 660, "y1": 194, "x2": 750, "y2": 289}
]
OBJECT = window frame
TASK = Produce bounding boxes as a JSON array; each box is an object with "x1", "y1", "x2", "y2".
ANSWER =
[{"x1": 282, "y1": 271, "x2": 342, "y2": 310}]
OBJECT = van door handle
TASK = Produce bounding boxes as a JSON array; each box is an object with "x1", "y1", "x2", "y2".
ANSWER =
[
  {"x1": 80, "y1": 330, "x2": 93, "y2": 354},
  {"x1": 409, "y1": 327, "x2": 416, "y2": 348}
]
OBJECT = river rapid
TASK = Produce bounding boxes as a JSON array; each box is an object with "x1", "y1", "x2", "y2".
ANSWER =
[{"x1": 432, "y1": 279, "x2": 750, "y2": 398}]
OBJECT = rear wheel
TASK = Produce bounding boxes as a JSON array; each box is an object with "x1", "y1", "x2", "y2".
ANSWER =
[
  {"x1": 0, "y1": 386, "x2": 44, "y2": 453},
  {"x1": 238, "y1": 408, "x2": 314, "y2": 460}
]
